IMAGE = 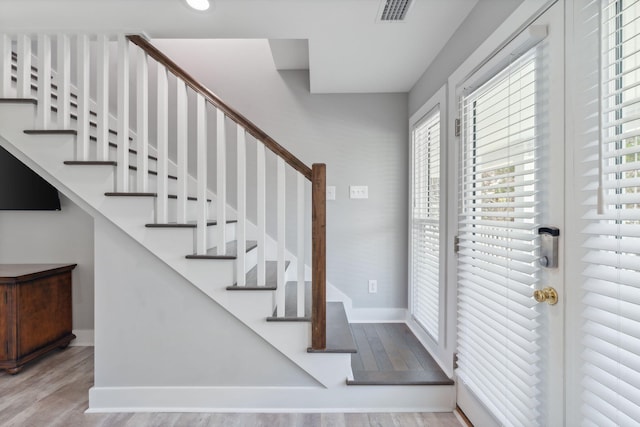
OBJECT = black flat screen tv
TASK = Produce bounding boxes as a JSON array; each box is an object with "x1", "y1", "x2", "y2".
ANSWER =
[{"x1": 0, "y1": 145, "x2": 61, "y2": 210}]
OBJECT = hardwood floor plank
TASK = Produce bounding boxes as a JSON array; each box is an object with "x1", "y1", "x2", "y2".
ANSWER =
[
  {"x1": 382, "y1": 324, "x2": 425, "y2": 371},
  {"x1": 421, "y1": 412, "x2": 464, "y2": 427},
  {"x1": 320, "y1": 413, "x2": 346, "y2": 427},
  {"x1": 390, "y1": 323, "x2": 442, "y2": 371},
  {"x1": 390, "y1": 412, "x2": 425, "y2": 427},
  {"x1": 351, "y1": 325, "x2": 378, "y2": 371},
  {"x1": 362, "y1": 323, "x2": 379, "y2": 339},
  {"x1": 367, "y1": 334, "x2": 394, "y2": 372},
  {"x1": 350, "y1": 350, "x2": 365, "y2": 371},
  {"x1": 368, "y1": 413, "x2": 396, "y2": 427},
  {"x1": 296, "y1": 412, "x2": 321, "y2": 426},
  {"x1": 374, "y1": 324, "x2": 409, "y2": 371},
  {"x1": 343, "y1": 413, "x2": 370, "y2": 427}
]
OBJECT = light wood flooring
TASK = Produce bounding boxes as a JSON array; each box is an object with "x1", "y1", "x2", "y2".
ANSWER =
[{"x1": 0, "y1": 346, "x2": 461, "y2": 427}]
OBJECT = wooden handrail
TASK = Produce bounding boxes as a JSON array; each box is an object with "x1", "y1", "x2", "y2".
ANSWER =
[
  {"x1": 311, "y1": 163, "x2": 326, "y2": 350},
  {"x1": 127, "y1": 35, "x2": 312, "y2": 181}
]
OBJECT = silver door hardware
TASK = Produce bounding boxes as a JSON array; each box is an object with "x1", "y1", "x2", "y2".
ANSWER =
[{"x1": 538, "y1": 226, "x2": 560, "y2": 268}]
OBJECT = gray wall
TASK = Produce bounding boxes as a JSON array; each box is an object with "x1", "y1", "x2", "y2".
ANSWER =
[
  {"x1": 153, "y1": 39, "x2": 409, "y2": 309},
  {"x1": 409, "y1": 0, "x2": 524, "y2": 116},
  {"x1": 93, "y1": 216, "x2": 320, "y2": 387},
  {"x1": 0, "y1": 194, "x2": 94, "y2": 330}
]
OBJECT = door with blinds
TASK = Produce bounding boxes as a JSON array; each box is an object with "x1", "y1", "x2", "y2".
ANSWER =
[{"x1": 455, "y1": 3, "x2": 565, "y2": 426}]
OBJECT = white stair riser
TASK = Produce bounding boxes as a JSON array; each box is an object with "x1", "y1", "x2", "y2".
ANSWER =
[
  {"x1": 205, "y1": 222, "x2": 237, "y2": 246},
  {"x1": 165, "y1": 198, "x2": 214, "y2": 223}
]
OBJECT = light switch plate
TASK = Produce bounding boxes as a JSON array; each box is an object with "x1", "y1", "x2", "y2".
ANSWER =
[
  {"x1": 326, "y1": 186, "x2": 336, "y2": 200},
  {"x1": 350, "y1": 185, "x2": 368, "y2": 199}
]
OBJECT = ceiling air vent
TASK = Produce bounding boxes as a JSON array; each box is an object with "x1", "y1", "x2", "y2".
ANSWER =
[{"x1": 378, "y1": 0, "x2": 413, "y2": 22}]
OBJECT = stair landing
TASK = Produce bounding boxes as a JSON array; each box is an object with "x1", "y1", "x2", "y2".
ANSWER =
[{"x1": 347, "y1": 323, "x2": 453, "y2": 386}]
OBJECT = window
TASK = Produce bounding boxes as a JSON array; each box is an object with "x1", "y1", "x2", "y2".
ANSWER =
[{"x1": 411, "y1": 108, "x2": 441, "y2": 340}]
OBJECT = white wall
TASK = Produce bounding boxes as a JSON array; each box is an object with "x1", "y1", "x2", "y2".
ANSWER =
[
  {"x1": 0, "y1": 194, "x2": 94, "y2": 330},
  {"x1": 409, "y1": 0, "x2": 524, "y2": 116},
  {"x1": 152, "y1": 39, "x2": 409, "y2": 310},
  {"x1": 93, "y1": 215, "x2": 320, "y2": 387}
]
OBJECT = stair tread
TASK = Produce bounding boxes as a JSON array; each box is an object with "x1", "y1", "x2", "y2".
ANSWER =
[
  {"x1": 64, "y1": 162, "x2": 177, "y2": 182},
  {"x1": 65, "y1": 161, "x2": 116, "y2": 166},
  {"x1": 105, "y1": 192, "x2": 156, "y2": 197},
  {"x1": 346, "y1": 370, "x2": 454, "y2": 386},
  {"x1": 24, "y1": 129, "x2": 77, "y2": 135},
  {"x1": 186, "y1": 240, "x2": 257, "y2": 260},
  {"x1": 227, "y1": 260, "x2": 290, "y2": 290},
  {"x1": 104, "y1": 192, "x2": 212, "y2": 202},
  {"x1": 307, "y1": 302, "x2": 358, "y2": 354},
  {"x1": 267, "y1": 281, "x2": 312, "y2": 321},
  {"x1": 0, "y1": 98, "x2": 37, "y2": 104},
  {"x1": 146, "y1": 220, "x2": 236, "y2": 228}
]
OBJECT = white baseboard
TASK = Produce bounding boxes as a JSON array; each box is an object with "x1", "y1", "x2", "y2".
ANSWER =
[
  {"x1": 347, "y1": 308, "x2": 408, "y2": 323},
  {"x1": 71, "y1": 329, "x2": 94, "y2": 346},
  {"x1": 87, "y1": 384, "x2": 455, "y2": 413}
]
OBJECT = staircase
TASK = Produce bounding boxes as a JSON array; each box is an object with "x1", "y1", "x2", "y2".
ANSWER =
[{"x1": 0, "y1": 32, "x2": 454, "y2": 411}]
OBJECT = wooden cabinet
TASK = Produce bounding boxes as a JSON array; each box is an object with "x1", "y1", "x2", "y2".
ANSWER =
[{"x1": 0, "y1": 264, "x2": 76, "y2": 374}]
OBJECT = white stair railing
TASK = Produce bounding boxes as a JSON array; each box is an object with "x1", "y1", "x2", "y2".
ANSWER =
[{"x1": 1, "y1": 32, "x2": 326, "y2": 344}]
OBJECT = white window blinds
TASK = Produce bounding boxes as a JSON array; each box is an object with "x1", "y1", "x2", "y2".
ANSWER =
[
  {"x1": 581, "y1": 0, "x2": 640, "y2": 424},
  {"x1": 457, "y1": 47, "x2": 545, "y2": 426},
  {"x1": 411, "y1": 109, "x2": 441, "y2": 340}
]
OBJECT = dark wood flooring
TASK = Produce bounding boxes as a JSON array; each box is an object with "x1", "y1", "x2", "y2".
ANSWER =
[{"x1": 348, "y1": 323, "x2": 453, "y2": 386}]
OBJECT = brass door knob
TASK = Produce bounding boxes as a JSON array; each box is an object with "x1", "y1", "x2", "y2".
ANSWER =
[{"x1": 533, "y1": 287, "x2": 558, "y2": 305}]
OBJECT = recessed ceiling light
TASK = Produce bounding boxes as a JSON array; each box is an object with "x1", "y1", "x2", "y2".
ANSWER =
[{"x1": 186, "y1": 0, "x2": 210, "y2": 11}]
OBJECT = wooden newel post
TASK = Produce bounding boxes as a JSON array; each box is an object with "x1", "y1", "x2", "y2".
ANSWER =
[{"x1": 311, "y1": 163, "x2": 326, "y2": 350}]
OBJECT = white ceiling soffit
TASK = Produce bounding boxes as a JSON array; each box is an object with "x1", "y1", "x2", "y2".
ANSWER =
[
  {"x1": 268, "y1": 39, "x2": 310, "y2": 71},
  {"x1": 0, "y1": 0, "x2": 479, "y2": 94}
]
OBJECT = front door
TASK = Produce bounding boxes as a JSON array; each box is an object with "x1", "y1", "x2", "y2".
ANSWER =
[{"x1": 454, "y1": 3, "x2": 565, "y2": 426}]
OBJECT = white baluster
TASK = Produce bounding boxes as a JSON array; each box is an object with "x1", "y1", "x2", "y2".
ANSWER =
[
  {"x1": 196, "y1": 94, "x2": 208, "y2": 255},
  {"x1": 297, "y1": 173, "x2": 305, "y2": 317},
  {"x1": 0, "y1": 34, "x2": 9, "y2": 98},
  {"x1": 16, "y1": 35, "x2": 31, "y2": 98},
  {"x1": 257, "y1": 143, "x2": 266, "y2": 287},
  {"x1": 156, "y1": 63, "x2": 169, "y2": 222},
  {"x1": 236, "y1": 125, "x2": 247, "y2": 286},
  {"x1": 216, "y1": 109, "x2": 227, "y2": 255},
  {"x1": 276, "y1": 157, "x2": 286, "y2": 316},
  {"x1": 116, "y1": 35, "x2": 130, "y2": 192},
  {"x1": 36, "y1": 34, "x2": 51, "y2": 129},
  {"x1": 56, "y1": 34, "x2": 70, "y2": 129},
  {"x1": 176, "y1": 79, "x2": 188, "y2": 224},
  {"x1": 136, "y1": 48, "x2": 149, "y2": 192},
  {"x1": 76, "y1": 34, "x2": 90, "y2": 161},
  {"x1": 96, "y1": 34, "x2": 109, "y2": 161}
]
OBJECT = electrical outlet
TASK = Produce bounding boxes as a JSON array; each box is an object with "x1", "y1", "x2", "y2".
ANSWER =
[{"x1": 368, "y1": 279, "x2": 377, "y2": 294}]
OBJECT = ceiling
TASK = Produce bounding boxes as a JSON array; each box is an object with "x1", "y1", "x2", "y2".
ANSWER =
[{"x1": 0, "y1": 0, "x2": 479, "y2": 93}]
